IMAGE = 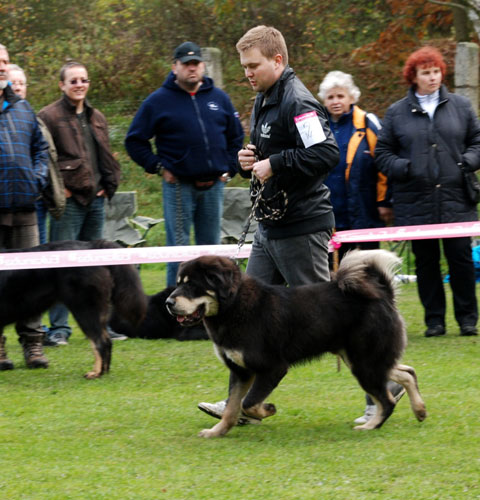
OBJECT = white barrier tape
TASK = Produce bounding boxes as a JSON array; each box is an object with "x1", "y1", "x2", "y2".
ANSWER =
[
  {"x1": 0, "y1": 244, "x2": 252, "y2": 271},
  {"x1": 2, "y1": 221, "x2": 480, "y2": 271}
]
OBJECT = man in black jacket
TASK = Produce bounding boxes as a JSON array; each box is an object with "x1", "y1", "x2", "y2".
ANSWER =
[{"x1": 198, "y1": 26, "x2": 339, "y2": 423}]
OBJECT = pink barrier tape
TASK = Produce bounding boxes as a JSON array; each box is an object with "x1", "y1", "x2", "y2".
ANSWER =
[
  {"x1": 331, "y1": 221, "x2": 480, "y2": 247},
  {"x1": 2, "y1": 221, "x2": 480, "y2": 271},
  {"x1": 0, "y1": 244, "x2": 252, "y2": 271}
]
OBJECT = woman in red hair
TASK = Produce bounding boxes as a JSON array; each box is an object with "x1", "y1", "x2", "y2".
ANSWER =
[{"x1": 376, "y1": 46, "x2": 480, "y2": 338}]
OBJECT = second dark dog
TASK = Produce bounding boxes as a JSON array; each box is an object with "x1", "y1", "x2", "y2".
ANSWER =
[
  {"x1": 0, "y1": 240, "x2": 147, "y2": 378},
  {"x1": 110, "y1": 286, "x2": 208, "y2": 341}
]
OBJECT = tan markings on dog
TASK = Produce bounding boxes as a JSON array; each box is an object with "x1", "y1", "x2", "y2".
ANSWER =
[
  {"x1": 243, "y1": 402, "x2": 277, "y2": 420},
  {"x1": 389, "y1": 364, "x2": 427, "y2": 421},
  {"x1": 224, "y1": 348, "x2": 246, "y2": 368},
  {"x1": 85, "y1": 339, "x2": 103, "y2": 379},
  {"x1": 199, "y1": 376, "x2": 255, "y2": 438},
  {"x1": 174, "y1": 295, "x2": 219, "y2": 317},
  {"x1": 213, "y1": 344, "x2": 226, "y2": 365},
  {"x1": 177, "y1": 275, "x2": 189, "y2": 284}
]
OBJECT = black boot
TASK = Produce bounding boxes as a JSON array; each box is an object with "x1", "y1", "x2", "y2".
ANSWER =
[
  {"x1": 0, "y1": 335, "x2": 14, "y2": 370},
  {"x1": 21, "y1": 333, "x2": 49, "y2": 369}
]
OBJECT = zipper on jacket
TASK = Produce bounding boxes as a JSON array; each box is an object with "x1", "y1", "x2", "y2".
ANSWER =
[{"x1": 191, "y1": 95, "x2": 214, "y2": 171}]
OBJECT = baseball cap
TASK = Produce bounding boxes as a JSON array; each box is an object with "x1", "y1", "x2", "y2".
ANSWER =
[{"x1": 173, "y1": 42, "x2": 203, "y2": 63}]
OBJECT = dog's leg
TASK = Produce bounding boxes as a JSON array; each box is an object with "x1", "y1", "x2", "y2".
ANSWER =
[
  {"x1": 389, "y1": 364, "x2": 427, "y2": 422},
  {"x1": 241, "y1": 365, "x2": 288, "y2": 420},
  {"x1": 84, "y1": 332, "x2": 112, "y2": 379},
  {"x1": 354, "y1": 392, "x2": 395, "y2": 430},
  {"x1": 199, "y1": 373, "x2": 254, "y2": 438}
]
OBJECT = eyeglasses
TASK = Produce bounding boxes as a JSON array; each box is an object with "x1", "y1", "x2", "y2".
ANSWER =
[{"x1": 68, "y1": 78, "x2": 90, "y2": 85}]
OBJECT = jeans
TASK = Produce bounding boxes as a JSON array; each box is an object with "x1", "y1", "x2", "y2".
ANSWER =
[
  {"x1": 35, "y1": 199, "x2": 48, "y2": 244},
  {"x1": 48, "y1": 196, "x2": 106, "y2": 338},
  {"x1": 163, "y1": 179, "x2": 224, "y2": 286}
]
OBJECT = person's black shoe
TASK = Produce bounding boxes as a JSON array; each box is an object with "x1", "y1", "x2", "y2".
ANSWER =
[
  {"x1": 460, "y1": 325, "x2": 478, "y2": 336},
  {"x1": 424, "y1": 325, "x2": 446, "y2": 337}
]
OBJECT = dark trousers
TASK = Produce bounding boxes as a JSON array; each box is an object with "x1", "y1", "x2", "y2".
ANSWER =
[{"x1": 411, "y1": 237, "x2": 478, "y2": 328}]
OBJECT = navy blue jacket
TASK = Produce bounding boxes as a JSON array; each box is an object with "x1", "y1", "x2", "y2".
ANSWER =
[
  {"x1": 0, "y1": 85, "x2": 49, "y2": 212},
  {"x1": 376, "y1": 85, "x2": 480, "y2": 226},
  {"x1": 125, "y1": 72, "x2": 244, "y2": 181},
  {"x1": 326, "y1": 106, "x2": 385, "y2": 230}
]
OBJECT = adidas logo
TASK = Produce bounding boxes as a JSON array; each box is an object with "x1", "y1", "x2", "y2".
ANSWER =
[{"x1": 260, "y1": 122, "x2": 271, "y2": 139}]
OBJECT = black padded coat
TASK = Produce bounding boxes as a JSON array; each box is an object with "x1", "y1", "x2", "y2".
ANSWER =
[{"x1": 375, "y1": 85, "x2": 480, "y2": 226}]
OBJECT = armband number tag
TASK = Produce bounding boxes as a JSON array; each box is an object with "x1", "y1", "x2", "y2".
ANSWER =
[{"x1": 294, "y1": 111, "x2": 326, "y2": 148}]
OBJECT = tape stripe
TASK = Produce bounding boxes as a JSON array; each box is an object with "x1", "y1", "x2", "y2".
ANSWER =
[
  {"x1": 2, "y1": 221, "x2": 480, "y2": 270},
  {"x1": 0, "y1": 244, "x2": 252, "y2": 271}
]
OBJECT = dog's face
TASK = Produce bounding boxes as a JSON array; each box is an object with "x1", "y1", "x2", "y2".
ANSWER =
[{"x1": 165, "y1": 256, "x2": 241, "y2": 326}]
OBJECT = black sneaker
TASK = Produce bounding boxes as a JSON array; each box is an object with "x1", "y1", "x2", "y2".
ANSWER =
[
  {"x1": 43, "y1": 332, "x2": 68, "y2": 346},
  {"x1": 424, "y1": 325, "x2": 445, "y2": 337},
  {"x1": 460, "y1": 325, "x2": 478, "y2": 336},
  {"x1": 107, "y1": 328, "x2": 128, "y2": 341}
]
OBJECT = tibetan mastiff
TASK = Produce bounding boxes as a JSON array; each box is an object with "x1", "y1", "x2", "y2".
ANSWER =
[
  {"x1": 109, "y1": 286, "x2": 208, "y2": 341},
  {"x1": 0, "y1": 240, "x2": 147, "y2": 378},
  {"x1": 166, "y1": 250, "x2": 427, "y2": 438}
]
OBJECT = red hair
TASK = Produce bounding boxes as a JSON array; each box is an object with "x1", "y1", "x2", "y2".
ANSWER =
[{"x1": 403, "y1": 46, "x2": 447, "y2": 86}]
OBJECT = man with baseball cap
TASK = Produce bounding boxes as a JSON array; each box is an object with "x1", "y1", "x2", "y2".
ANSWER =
[{"x1": 126, "y1": 42, "x2": 244, "y2": 286}]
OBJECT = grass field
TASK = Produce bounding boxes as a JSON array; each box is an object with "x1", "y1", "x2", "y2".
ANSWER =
[{"x1": 1, "y1": 270, "x2": 479, "y2": 499}]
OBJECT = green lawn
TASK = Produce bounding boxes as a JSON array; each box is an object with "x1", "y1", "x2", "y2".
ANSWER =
[{"x1": 1, "y1": 277, "x2": 479, "y2": 499}]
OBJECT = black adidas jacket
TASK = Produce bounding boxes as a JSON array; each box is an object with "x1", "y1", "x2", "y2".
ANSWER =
[{"x1": 239, "y1": 66, "x2": 339, "y2": 238}]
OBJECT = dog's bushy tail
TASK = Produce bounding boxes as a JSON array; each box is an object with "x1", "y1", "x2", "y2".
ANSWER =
[
  {"x1": 335, "y1": 249, "x2": 401, "y2": 300},
  {"x1": 92, "y1": 240, "x2": 148, "y2": 330}
]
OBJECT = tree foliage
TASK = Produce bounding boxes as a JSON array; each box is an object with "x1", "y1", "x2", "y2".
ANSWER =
[{"x1": 0, "y1": 0, "x2": 464, "y2": 117}]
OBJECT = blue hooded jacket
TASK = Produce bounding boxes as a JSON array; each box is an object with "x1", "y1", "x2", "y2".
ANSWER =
[{"x1": 125, "y1": 72, "x2": 244, "y2": 180}]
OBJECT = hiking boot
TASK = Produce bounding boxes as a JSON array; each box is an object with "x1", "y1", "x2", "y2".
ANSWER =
[
  {"x1": 21, "y1": 333, "x2": 49, "y2": 369},
  {"x1": 0, "y1": 335, "x2": 14, "y2": 370},
  {"x1": 198, "y1": 400, "x2": 262, "y2": 425}
]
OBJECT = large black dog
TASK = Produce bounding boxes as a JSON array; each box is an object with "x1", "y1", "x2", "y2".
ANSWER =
[
  {"x1": 0, "y1": 240, "x2": 147, "y2": 378},
  {"x1": 110, "y1": 286, "x2": 208, "y2": 341},
  {"x1": 166, "y1": 250, "x2": 427, "y2": 438}
]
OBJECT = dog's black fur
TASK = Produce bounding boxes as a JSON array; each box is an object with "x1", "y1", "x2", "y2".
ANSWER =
[
  {"x1": 109, "y1": 286, "x2": 208, "y2": 341},
  {"x1": 166, "y1": 250, "x2": 427, "y2": 438},
  {"x1": 0, "y1": 240, "x2": 147, "y2": 378}
]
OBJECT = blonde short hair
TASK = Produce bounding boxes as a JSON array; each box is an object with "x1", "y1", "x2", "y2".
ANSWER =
[{"x1": 236, "y1": 25, "x2": 288, "y2": 65}]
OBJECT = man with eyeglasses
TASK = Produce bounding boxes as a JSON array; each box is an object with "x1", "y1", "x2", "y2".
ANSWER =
[
  {"x1": 0, "y1": 44, "x2": 50, "y2": 371},
  {"x1": 37, "y1": 61, "x2": 122, "y2": 345}
]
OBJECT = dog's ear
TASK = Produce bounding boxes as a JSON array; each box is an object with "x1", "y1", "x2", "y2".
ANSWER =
[{"x1": 204, "y1": 260, "x2": 241, "y2": 306}]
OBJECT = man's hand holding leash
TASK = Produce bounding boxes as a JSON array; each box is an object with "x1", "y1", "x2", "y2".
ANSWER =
[{"x1": 238, "y1": 144, "x2": 273, "y2": 183}]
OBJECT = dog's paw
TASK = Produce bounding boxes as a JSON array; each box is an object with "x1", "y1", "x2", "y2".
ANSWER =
[
  {"x1": 353, "y1": 423, "x2": 372, "y2": 431},
  {"x1": 263, "y1": 403, "x2": 277, "y2": 417},
  {"x1": 198, "y1": 428, "x2": 224, "y2": 438},
  {"x1": 414, "y1": 405, "x2": 427, "y2": 422}
]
